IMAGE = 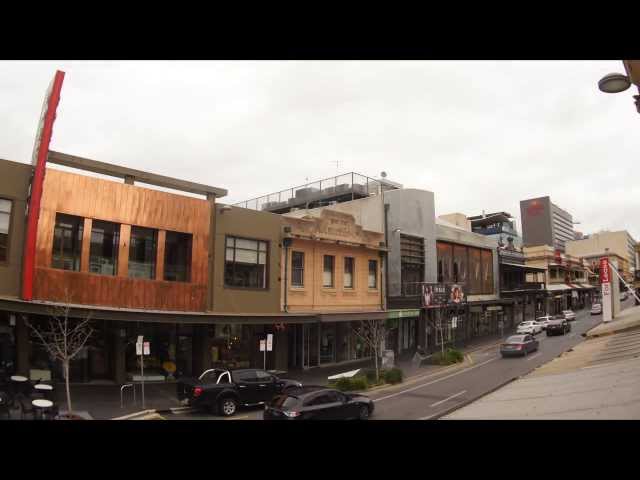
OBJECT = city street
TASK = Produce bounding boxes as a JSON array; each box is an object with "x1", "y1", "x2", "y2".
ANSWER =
[{"x1": 163, "y1": 298, "x2": 636, "y2": 421}]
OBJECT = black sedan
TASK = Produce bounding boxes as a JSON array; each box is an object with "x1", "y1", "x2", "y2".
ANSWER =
[
  {"x1": 546, "y1": 318, "x2": 571, "y2": 336},
  {"x1": 263, "y1": 386, "x2": 374, "y2": 420},
  {"x1": 500, "y1": 335, "x2": 539, "y2": 357}
]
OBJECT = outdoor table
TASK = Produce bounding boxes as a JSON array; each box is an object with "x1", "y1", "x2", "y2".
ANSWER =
[
  {"x1": 32, "y1": 399, "x2": 54, "y2": 420},
  {"x1": 10, "y1": 376, "x2": 28, "y2": 383},
  {"x1": 10, "y1": 375, "x2": 30, "y2": 397},
  {"x1": 34, "y1": 384, "x2": 54, "y2": 401},
  {"x1": 34, "y1": 384, "x2": 53, "y2": 392}
]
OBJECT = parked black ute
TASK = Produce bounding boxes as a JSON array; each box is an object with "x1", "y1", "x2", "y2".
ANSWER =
[
  {"x1": 177, "y1": 368, "x2": 302, "y2": 417},
  {"x1": 264, "y1": 386, "x2": 374, "y2": 420}
]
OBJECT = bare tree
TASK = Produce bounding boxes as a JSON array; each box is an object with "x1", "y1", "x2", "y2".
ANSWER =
[
  {"x1": 25, "y1": 301, "x2": 93, "y2": 417},
  {"x1": 352, "y1": 319, "x2": 386, "y2": 382}
]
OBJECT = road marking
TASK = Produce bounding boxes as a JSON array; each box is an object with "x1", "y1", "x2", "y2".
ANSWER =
[
  {"x1": 526, "y1": 352, "x2": 542, "y2": 361},
  {"x1": 373, "y1": 357, "x2": 498, "y2": 403},
  {"x1": 224, "y1": 415, "x2": 250, "y2": 421},
  {"x1": 429, "y1": 390, "x2": 467, "y2": 408}
]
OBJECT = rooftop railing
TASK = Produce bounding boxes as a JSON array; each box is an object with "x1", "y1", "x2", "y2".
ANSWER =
[{"x1": 233, "y1": 172, "x2": 401, "y2": 212}]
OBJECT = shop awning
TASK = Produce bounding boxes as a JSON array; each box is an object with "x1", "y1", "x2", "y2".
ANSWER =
[
  {"x1": 500, "y1": 262, "x2": 546, "y2": 271},
  {"x1": 317, "y1": 311, "x2": 388, "y2": 323},
  {"x1": 386, "y1": 309, "x2": 421, "y2": 320},
  {"x1": 546, "y1": 284, "x2": 571, "y2": 292}
]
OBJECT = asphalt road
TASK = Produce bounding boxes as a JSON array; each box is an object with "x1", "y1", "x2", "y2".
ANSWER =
[{"x1": 165, "y1": 299, "x2": 635, "y2": 421}]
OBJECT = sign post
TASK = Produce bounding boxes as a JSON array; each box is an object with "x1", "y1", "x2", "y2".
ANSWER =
[
  {"x1": 600, "y1": 257, "x2": 612, "y2": 323},
  {"x1": 259, "y1": 340, "x2": 266, "y2": 370},
  {"x1": 136, "y1": 335, "x2": 148, "y2": 409}
]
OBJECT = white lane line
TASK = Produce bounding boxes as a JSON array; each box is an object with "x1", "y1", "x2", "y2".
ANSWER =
[
  {"x1": 429, "y1": 390, "x2": 467, "y2": 408},
  {"x1": 373, "y1": 357, "x2": 499, "y2": 403},
  {"x1": 526, "y1": 352, "x2": 542, "y2": 361}
]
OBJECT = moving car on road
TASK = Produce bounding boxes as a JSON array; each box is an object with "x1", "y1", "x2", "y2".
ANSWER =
[
  {"x1": 546, "y1": 318, "x2": 571, "y2": 336},
  {"x1": 264, "y1": 386, "x2": 374, "y2": 420},
  {"x1": 591, "y1": 303, "x2": 602, "y2": 315},
  {"x1": 536, "y1": 315, "x2": 554, "y2": 330},
  {"x1": 561, "y1": 310, "x2": 576, "y2": 321},
  {"x1": 516, "y1": 321, "x2": 542, "y2": 335},
  {"x1": 177, "y1": 368, "x2": 302, "y2": 417},
  {"x1": 500, "y1": 335, "x2": 539, "y2": 357}
]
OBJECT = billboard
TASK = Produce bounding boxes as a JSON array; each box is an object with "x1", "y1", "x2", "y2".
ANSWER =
[
  {"x1": 600, "y1": 257, "x2": 610, "y2": 284},
  {"x1": 21, "y1": 70, "x2": 65, "y2": 300},
  {"x1": 422, "y1": 283, "x2": 466, "y2": 308}
]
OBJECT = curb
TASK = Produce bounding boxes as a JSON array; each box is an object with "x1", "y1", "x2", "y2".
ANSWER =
[
  {"x1": 112, "y1": 409, "x2": 157, "y2": 420},
  {"x1": 432, "y1": 376, "x2": 520, "y2": 420}
]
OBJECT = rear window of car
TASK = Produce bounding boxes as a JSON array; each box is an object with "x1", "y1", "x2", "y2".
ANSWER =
[
  {"x1": 506, "y1": 335, "x2": 525, "y2": 343},
  {"x1": 270, "y1": 395, "x2": 300, "y2": 409}
]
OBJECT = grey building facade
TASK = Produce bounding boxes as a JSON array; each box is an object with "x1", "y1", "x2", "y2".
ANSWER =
[{"x1": 520, "y1": 196, "x2": 575, "y2": 252}]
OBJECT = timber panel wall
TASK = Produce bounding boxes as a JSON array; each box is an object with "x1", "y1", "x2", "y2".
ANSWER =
[{"x1": 33, "y1": 168, "x2": 211, "y2": 311}]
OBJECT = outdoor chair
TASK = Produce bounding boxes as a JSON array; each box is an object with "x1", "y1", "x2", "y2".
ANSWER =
[{"x1": 0, "y1": 392, "x2": 10, "y2": 419}]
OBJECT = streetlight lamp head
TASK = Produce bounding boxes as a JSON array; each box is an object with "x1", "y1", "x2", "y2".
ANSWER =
[{"x1": 598, "y1": 72, "x2": 631, "y2": 93}]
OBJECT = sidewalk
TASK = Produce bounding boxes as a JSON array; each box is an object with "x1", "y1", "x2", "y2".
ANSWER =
[
  {"x1": 586, "y1": 304, "x2": 640, "y2": 338},
  {"x1": 7, "y1": 332, "x2": 508, "y2": 420}
]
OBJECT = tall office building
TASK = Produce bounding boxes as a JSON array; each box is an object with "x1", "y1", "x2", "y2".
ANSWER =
[{"x1": 520, "y1": 196, "x2": 575, "y2": 252}]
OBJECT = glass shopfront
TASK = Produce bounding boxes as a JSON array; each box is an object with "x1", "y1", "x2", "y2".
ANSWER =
[{"x1": 210, "y1": 324, "x2": 252, "y2": 370}]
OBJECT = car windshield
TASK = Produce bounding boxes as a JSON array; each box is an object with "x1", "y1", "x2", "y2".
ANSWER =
[
  {"x1": 506, "y1": 335, "x2": 526, "y2": 343},
  {"x1": 270, "y1": 395, "x2": 299, "y2": 410},
  {"x1": 519, "y1": 322, "x2": 532, "y2": 327}
]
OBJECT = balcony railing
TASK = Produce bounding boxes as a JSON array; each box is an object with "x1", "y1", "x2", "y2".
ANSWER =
[
  {"x1": 232, "y1": 172, "x2": 401, "y2": 213},
  {"x1": 501, "y1": 282, "x2": 544, "y2": 292}
]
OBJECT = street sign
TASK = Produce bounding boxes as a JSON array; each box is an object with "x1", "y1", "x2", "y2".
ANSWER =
[
  {"x1": 259, "y1": 340, "x2": 266, "y2": 352},
  {"x1": 602, "y1": 283, "x2": 612, "y2": 322},
  {"x1": 600, "y1": 258, "x2": 610, "y2": 284},
  {"x1": 136, "y1": 342, "x2": 142, "y2": 356},
  {"x1": 451, "y1": 317, "x2": 458, "y2": 328},
  {"x1": 266, "y1": 334, "x2": 273, "y2": 352},
  {"x1": 137, "y1": 335, "x2": 144, "y2": 344},
  {"x1": 143, "y1": 342, "x2": 150, "y2": 356}
]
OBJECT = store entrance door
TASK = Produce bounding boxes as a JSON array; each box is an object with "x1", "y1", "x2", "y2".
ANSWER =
[{"x1": 302, "y1": 324, "x2": 319, "y2": 369}]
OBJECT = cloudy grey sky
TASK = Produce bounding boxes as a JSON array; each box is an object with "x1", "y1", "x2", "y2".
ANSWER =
[{"x1": 1, "y1": 60, "x2": 638, "y2": 239}]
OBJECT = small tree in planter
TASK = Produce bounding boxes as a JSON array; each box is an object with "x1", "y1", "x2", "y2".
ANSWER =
[
  {"x1": 25, "y1": 301, "x2": 93, "y2": 420},
  {"x1": 352, "y1": 319, "x2": 386, "y2": 383}
]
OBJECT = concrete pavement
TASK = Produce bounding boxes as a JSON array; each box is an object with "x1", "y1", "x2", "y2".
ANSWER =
[{"x1": 444, "y1": 299, "x2": 640, "y2": 420}]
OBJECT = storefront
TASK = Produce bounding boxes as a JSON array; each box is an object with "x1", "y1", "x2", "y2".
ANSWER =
[
  {"x1": 385, "y1": 309, "x2": 422, "y2": 359},
  {"x1": 0, "y1": 312, "x2": 16, "y2": 378}
]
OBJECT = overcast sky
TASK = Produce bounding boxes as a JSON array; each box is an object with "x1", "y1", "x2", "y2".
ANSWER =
[{"x1": 1, "y1": 60, "x2": 638, "y2": 239}]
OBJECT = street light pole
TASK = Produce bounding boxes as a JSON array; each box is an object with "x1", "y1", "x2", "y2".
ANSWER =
[{"x1": 598, "y1": 60, "x2": 640, "y2": 114}]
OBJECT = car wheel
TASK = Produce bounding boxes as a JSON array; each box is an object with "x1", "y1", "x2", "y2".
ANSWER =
[
  {"x1": 219, "y1": 397, "x2": 238, "y2": 417},
  {"x1": 358, "y1": 404, "x2": 371, "y2": 420}
]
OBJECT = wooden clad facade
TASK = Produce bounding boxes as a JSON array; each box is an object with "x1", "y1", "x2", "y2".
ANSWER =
[{"x1": 33, "y1": 168, "x2": 211, "y2": 311}]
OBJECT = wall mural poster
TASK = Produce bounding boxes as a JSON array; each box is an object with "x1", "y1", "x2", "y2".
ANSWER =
[{"x1": 422, "y1": 283, "x2": 466, "y2": 308}]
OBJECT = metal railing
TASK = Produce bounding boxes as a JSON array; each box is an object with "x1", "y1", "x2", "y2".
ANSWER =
[
  {"x1": 233, "y1": 172, "x2": 401, "y2": 212},
  {"x1": 120, "y1": 383, "x2": 136, "y2": 408}
]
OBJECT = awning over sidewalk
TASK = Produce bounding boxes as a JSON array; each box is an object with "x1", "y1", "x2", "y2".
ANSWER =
[
  {"x1": 546, "y1": 284, "x2": 571, "y2": 292},
  {"x1": 500, "y1": 262, "x2": 546, "y2": 271}
]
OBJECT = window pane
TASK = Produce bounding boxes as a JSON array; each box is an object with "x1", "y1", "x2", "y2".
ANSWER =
[
  {"x1": 481, "y1": 249, "x2": 493, "y2": 294},
  {"x1": 0, "y1": 233, "x2": 7, "y2": 262},
  {"x1": 0, "y1": 199, "x2": 11, "y2": 214},
  {"x1": 225, "y1": 237, "x2": 235, "y2": 248},
  {"x1": 164, "y1": 231, "x2": 192, "y2": 282},
  {"x1": 235, "y1": 238, "x2": 258, "y2": 250},
  {"x1": 344, "y1": 257, "x2": 354, "y2": 288},
  {"x1": 89, "y1": 220, "x2": 120, "y2": 276},
  {"x1": 368, "y1": 260, "x2": 377, "y2": 288},
  {"x1": 258, "y1": 252, "x2": 266, "y2": 265},
  {"x1": 52, "y1": 213, "x2": 83, "y2": 271},
  {"x1": 235, "y1": 249, "x2": 258, "y2": 264},
  {"x1": 225, "y1": 247, "x2": 234, "y2": 261},
  {"x1": 259, "y1": 241, "x2": 267, "y2": 252},
  {"x1": 0, "y1": 212, "x2": 9, "y2": 235},
  {"x1": 468, "y1": 248, "x2": 482, "y2": 294},
  {"x1": 323, "y1": 256, "x2": 334, "y2": 287},
  {"x1": 128, "y1": 226, "x2": 157, "y2": 279},
  {"x1": 292, "y1": 251, "x2": 304, "y2": 287}
]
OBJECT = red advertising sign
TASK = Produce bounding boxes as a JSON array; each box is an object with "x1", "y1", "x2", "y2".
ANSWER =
[
  {"x1": 599, "y1": 257, "x2": 610, "y2": 284},
  {"x1": 21, "y1": 70, "x2": 65, "y2": 300}
]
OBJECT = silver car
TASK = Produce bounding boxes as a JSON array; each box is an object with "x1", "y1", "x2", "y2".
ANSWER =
[{"x1": 500, "y1": 334, "x2": 539, "y2": 357}]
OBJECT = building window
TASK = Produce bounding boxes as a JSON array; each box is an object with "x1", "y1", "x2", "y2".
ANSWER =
[
  {"x1": 344, "y1": 257, "x2": 354, "y2": 289},
  {"x1": 401, "y1": 234, "x2": 425, "y2": 295},
  {"x1": 52, "y1": 213, "x2": 84, "y2": 271},
  {"x1": 128, "y1": 226, "x2": 157, "y2": 279},
  {"x1": 89, "y1": 220, "x2": 120, "y2": 275},
  {"x1": 0, "y1": 198, "x2": 12, "y2": 262},
  {"x1": 481, "y1": 249, "x2": 493, "y2": 294},
  {"x1": 164, "y1": 231, "x2": 192, "y2": 282},
  {"x1": 291, "y1": 251, "x2": 304, "y2": 287},
  {"x1": 224, "y1": 236, "x2": 268, "y2": 288},
  {"x1": 323, "y1": 255, "x2": 335, "y2": 287},
  {"x1": 368, "y1": 260, "x2": 378, "y2": 288},
  {"x1": 468, "y1": 247, "x2": 482, "y2": 295}
]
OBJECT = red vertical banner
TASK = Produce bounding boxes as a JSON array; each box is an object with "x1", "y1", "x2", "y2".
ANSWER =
[
  {"x1": 599, "y1": 257, "x2": 610, "y2": 284},
  {"x1": 21, "y1": 70, "x2": 65, "y2": 300}
]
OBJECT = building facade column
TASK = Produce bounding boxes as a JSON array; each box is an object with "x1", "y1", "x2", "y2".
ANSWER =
[
  {"x1": 15, "y1": 314, "x2": 30, "y2": 377},
  {"x1": 112, "y1": 324, "x2": 126, "y2": 384}
]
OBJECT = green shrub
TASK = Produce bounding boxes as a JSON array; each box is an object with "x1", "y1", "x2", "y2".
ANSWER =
[
  {"x1": 383, "y1": 368, "x2": 404, "y2": 384},
  {"x1": 333, "y1": 376, "x2": 369, "y2": 392},
  {"x1": 431, "y1": 348, "x2": 464, "y2": 365}
]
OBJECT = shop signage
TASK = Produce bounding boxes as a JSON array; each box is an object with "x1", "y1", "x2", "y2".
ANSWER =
[
  {"x1": 451, "y1": 317, "x2": 458, "y2": 328},
  {"x1": 259, "y1": 340, "x2": 266, "y2": 352},
  {"x1": 387, "y1": 309, "x2": 421, "y2": 319},
  {"x1": 143, "y1": 342, "x2": 150, "y2": 356},
  {"x1": 486, "y1": 306, "x2": 503, "y2": 311},
  {"x1": 266, "y1": 334, "x2": 273, "y2": 352},
  {"x1": 600, "y1": 258, "x2": 610, "y2": 284},
  {"x1": 422, "y1": 283, "x2": 466, "y2": 308}
]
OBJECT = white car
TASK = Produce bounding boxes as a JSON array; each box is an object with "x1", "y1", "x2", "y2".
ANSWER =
[
  {"x1": 536, "y1": 316, "x2": 554, "y2": 330},
  {"x1": 591, "y1": 303, "x2": 602, "y2": 315},
  {"x1": 517, "y1": 321, "x2": 542, "y2": 335},
  {"x1": 561, "y1": 310, "x2": 576, "y2": 321}
]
